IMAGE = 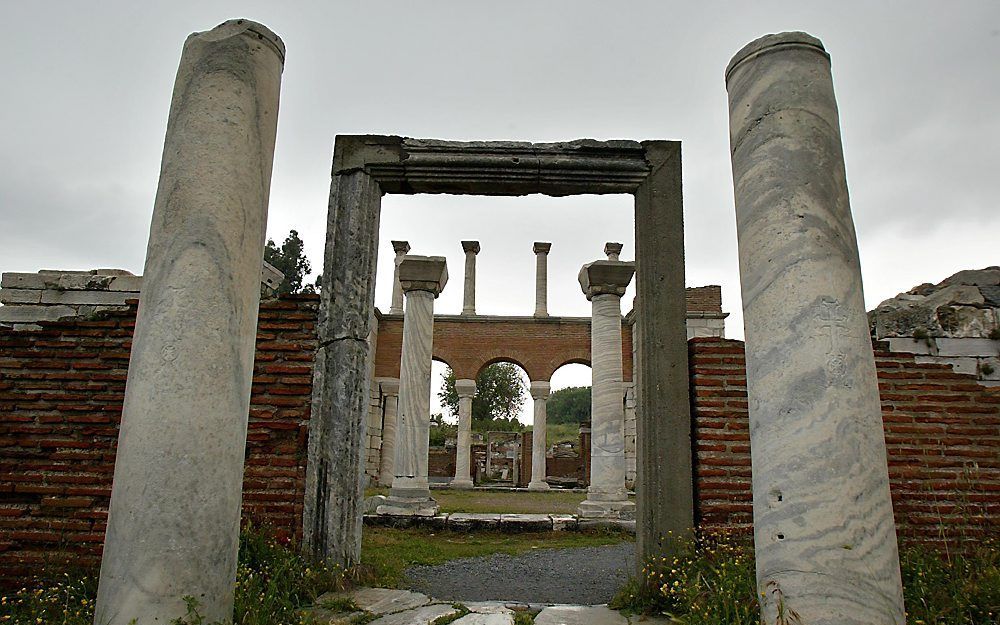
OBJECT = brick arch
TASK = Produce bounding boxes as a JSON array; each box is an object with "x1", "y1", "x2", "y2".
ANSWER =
[
  {"x1": 373, "y1": 313, "x2": 633, "y2": 383},
  {"x1": 544, "y1": 357, "x2": 593, "y2": 383}
]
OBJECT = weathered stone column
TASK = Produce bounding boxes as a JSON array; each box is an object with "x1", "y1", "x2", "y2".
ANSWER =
[
  {"x1": 451, "y1": 378, "x2": 476, "y2": 489},
  {"x1": 377, "y1": 378, "x2": 400, "y2": 486},
  {"x1": 94, "y1": 20, "x2": 283, "y2": 625},
  {"x1": 527, "y1": 381, "x2": 551, "y2": 491},
  {"x1": 461, "y1": 240, "x2": 480, "y2": 315},
  {"x1": 727, "y1": 32, "x2": 904, "y2": 625},
  {"x1": 377, "y1": 256, "x2": 448, "y2": 516},
  {"x1": 578, "y1": 260, "x2": 635, "y2": 518},
  {"x1": 389, "y1": 240, "x2": 410, "y2": 314},
  {"x1": 604, "y1": 242, "x2": 623, "y2": 261},
  {"x1": 533, "y1": 242, "x2": 551, "y2": 317}
]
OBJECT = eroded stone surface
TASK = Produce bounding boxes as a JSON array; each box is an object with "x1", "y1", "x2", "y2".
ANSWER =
[
  {"x1": 534, "y1": 605, "x2": 628, "y2": 625},
  {"x1": 369, "y1": 604, "x2": 458, "y2": 625}
]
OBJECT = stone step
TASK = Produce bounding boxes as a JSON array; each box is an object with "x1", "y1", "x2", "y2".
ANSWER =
[{"x1": 362, "y1": 511, "x2": 636, "y2": 534}]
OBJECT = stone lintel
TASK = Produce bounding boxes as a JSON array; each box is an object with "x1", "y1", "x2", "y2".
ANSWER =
[
  {"x1": 461, "y1": 240, "x2": 481, "y2": 254},
  {"x1": 578, "y1": 261, "x2": 636, "y2": 300},
  {"x1": 331, "y1": 135, "x2": 668, "y2": 196},
  {"x1": 398, "y1": 255, "x2": 448, "y2": 296},
  {"x1": 533, "y1": 242, "x2": 552, "y2": 254},
  {"x1": 454, "y1": 378, "x2": 477, "y2": 397},
  {"x1": 391, "y1": 240, "x2": 411, "y2": 255},
  {"x1": 529, "y1": 380, "x2": 551, "y2": 399}
]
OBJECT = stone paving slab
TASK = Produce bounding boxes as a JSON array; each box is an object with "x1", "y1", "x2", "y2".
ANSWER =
[
  {"x1": 534, "y1": 605, "x2": 629, "y2": 625},
  {"x1": 369, "y1": 603, "x2": 459, "y2": 625},
  {"x1": 316, "y1": 587, "x2": 430, "y2": 615},
  {"x1": 452, "y1": 613, "x2": 514, "y2": 625}
]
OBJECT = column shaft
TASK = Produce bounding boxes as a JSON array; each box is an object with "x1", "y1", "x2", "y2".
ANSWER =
[
  {"x1": 392, "y1": 291, "x2": 434, "y2": 495},
  {"x1": 527, "y1": 381, "x2": 551, "y2": 491},
  {"x1": 533, "y1": 242, "x2": 551, "y2": 316},
  {"x1": 389, "y1": 241, "x2": 409, "y2": 315},
  {"x1": 461, "y1": 241, "x2": 479, "y2": 315},
  {"x1": 587, "y1": 294, "x2": 628, "y2": 501},
  {"x1": 378, "y1": 380, "x2": 400, "y2": 486},
  {"x1": 727, "y1": 32, "x2": 904, "y2": 625},
  {"x1": 452, "y1": 381, "x2": 476, "y2": 488},
  {"x1": 94, "y1": 20, "x2": 283, "y2": 625}
]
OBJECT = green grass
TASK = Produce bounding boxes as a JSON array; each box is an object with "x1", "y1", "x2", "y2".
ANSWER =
[{"x1": 359, "y1": 526, "x2": 632, "y2": 588}]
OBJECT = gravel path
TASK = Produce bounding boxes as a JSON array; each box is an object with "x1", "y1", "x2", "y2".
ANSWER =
[{"x1": 403, "y1": 542, "x2": 636, "y2": 605}]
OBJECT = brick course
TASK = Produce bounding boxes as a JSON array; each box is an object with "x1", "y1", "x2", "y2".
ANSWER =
[{"x1": 1, "y1": 297, "x2": 997, "y2": 587}]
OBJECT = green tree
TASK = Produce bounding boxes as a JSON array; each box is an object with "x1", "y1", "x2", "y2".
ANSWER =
[
  {"x1": 547, "y1": 386, "x2": 591, "y2": 424},
  {"x1": 439, "y1": 363, "x2": 526, "y2": 432},
  {"x1": 263, "y1": 229, "x2": 314, "y2": 295}
]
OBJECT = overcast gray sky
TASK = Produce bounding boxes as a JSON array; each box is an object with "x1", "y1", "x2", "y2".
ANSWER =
[{"x1": 2, "y1": 2, "x2": 998, "y2": 419}]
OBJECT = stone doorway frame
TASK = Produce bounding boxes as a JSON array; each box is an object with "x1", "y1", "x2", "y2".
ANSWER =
[{"x1": 304, "y1": 135, "x2": 692, "y2": 567}]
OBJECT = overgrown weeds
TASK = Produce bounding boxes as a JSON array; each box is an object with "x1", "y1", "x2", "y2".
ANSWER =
[{"x1": 612, "y1": 530, "x2": 999, "y2": 625}]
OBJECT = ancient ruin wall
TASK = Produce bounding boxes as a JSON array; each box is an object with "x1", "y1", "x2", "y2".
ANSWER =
[
  {"x1": 691, "y1": 337, "x2": 1000, "y2": 545},
  {"x1": 1, "y1": 299, "x2": 998, "y2": 586},
  {"x1": 0, "y1": 296, "x2": 316, "y2": 586}
]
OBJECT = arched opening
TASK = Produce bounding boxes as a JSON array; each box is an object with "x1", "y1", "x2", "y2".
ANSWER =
[{"x1": 540, "y1": 362, "x2": 594, "y2": 489}]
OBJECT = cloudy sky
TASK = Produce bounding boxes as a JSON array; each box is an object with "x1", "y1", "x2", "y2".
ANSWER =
[{"x1": 2, "y1": 2, "x2": 998, "y2": 420}]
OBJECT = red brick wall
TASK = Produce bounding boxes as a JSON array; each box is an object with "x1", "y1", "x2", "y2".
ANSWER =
[
  {"x1": 0, "y1": 295, "x2": 317, "y2": 586},
  {"x1": 1, "y1": 302, "x2": 997, "y2": 587},
  {"x1": 690, "y1": 337, "x2": 1000, "y2": 546}
]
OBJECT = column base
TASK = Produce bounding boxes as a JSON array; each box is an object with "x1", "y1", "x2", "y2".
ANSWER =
[
  {"x1": 450, "y1": 478, "x2": 474, "y2": 489},
  {"x1": 376, "y1": 495, "x2": 440, "y2": 517},
  {"x1": 527, "y1": 480, "x2": 550, "y2": 491},
  {"x1": 578, "y1": 499, "x2": 635, "y2": 520}
]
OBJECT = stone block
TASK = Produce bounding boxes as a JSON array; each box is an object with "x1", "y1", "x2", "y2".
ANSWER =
[
  {"x1": 499, "y1": 514, "x2": 552, "y2": 532},
  {"x1": 452, "y1": 614, "x2": 514, "y2": 625},
  {"x1": 550, "y1": 514, "x2": 578, "y2": 531},
  {"x1": 329, "y1": 587, "x2": 431, "y2": 615},
  {"x1": 369, "y1": 604, "x2": 459, "y2": 625},
  {"x1": 39, "y1": 290, "x2": 133, "y2": 306},
  {"x1": 885, "y1": 337, "x2": 937, "y2": 355},
  {"x1": 0, "y1": 289, "x2": 42, "y2": 304},
  {"x1": 935, "y1": 338, "x2": 1000, "y2": 357},
  {"x1": 0, "y1": 305, "x2": 77, "y2": 323},
  {"x1": 447, "y1": 513, "x2": 501, "y2": 531},
  {"x1": 534, "y1": 605, "x2": 629, "y2": 625}
]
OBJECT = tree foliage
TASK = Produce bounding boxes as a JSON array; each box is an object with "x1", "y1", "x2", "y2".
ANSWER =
[
  {"x1": 439, "y1": 363, "x2": 526, "y2": 432},
  {"x1": 263, "y1": 229, "x2": 314, "y2": 295},
  {"x1": 547, "y1": 386, "x2": 591, "y2": 424}
]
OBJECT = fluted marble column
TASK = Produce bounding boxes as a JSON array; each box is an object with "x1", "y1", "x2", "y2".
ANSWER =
[
  {"x1": 94, "y1": 20, "x2": 283, "y2": 625},
  {"x1": 527, "y1": 381, "x2": 551, "y2": 491},
  {"x1": 377, "y1": 378, "x2": 400, "y2": 486},
  {"x1": 578, "y1": 260, "x2": 635, "y2": 518},
  {"x1": 451, "y1": 378, "x2": 476, "y2": 489},
  {"x1": 727, "y1": 32, "x2": 904, "y2": 625},
  {"x1": 389, "y1": 240, "x2": 410, "y2": 314},
  {"x1": 533, "y1": 242, "x2": 551, "y2": 317},
  {"x1": 461, "y1": 240, "x2": 480, "y2": 315},
  {"x1": 377, "y1": 255, "x2": 448, "y2": 516}
]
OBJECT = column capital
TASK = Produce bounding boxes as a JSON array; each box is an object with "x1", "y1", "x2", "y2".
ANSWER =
[
  {"x1": 399, "y1": 255, "x2": 448, "y2": 296},
  {"x1": 377, "y1": 377, "x2": 400, "y2": 396},
  {"x1": 529, "y1": 380, "x2": 551, "y2": 399},
  {"x1": 461, "y1": 240, "x2": 481, "y2": 254},
  {"x1": 533, "y1": 241, "x2": 552, "y2": 254},
  {"x1": 604, "y1": 242, "x2": 623, "y2": 261},
  {"x1": 391, "y1": 240, "x2": 411, "y2": 255},
  {"x1": 455, "y1": 378, "x2": 477, "y2": 398},
  {"x1": 579, "y1": 260, "x2": 635, "y2": 301}
]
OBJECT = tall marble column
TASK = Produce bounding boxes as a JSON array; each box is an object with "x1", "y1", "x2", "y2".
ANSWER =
[
  {"x1": 461, "y1": 240, "x2": 480, "y2": 315},
  {"x1": 377, "y1": 378, "x2": 400, "y2": 486},
  {"x1": 533, "y1": 242, "x2": 551, "y2": 317},
  {"x1": 527, "y1": 381, "x2": 551, "y2": 491},
  {"x1": 727, "y1": 32, "x2": 904, "y2": 625},
  {"x1": 451, "y1": 378, "x2": 476, "y2": 489},
  {"x1": 377, "y1": 255, "x2": 448, "y2": 516},
  {"x1": 578, "y1": 260, "x2": 635, "y2": 518},
  {"x1": 389, "y1": 240, "x2": 410, "y2": 314},
  {"x1": 94, "y1": 20, "x2": 283, "y2": 625}
]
